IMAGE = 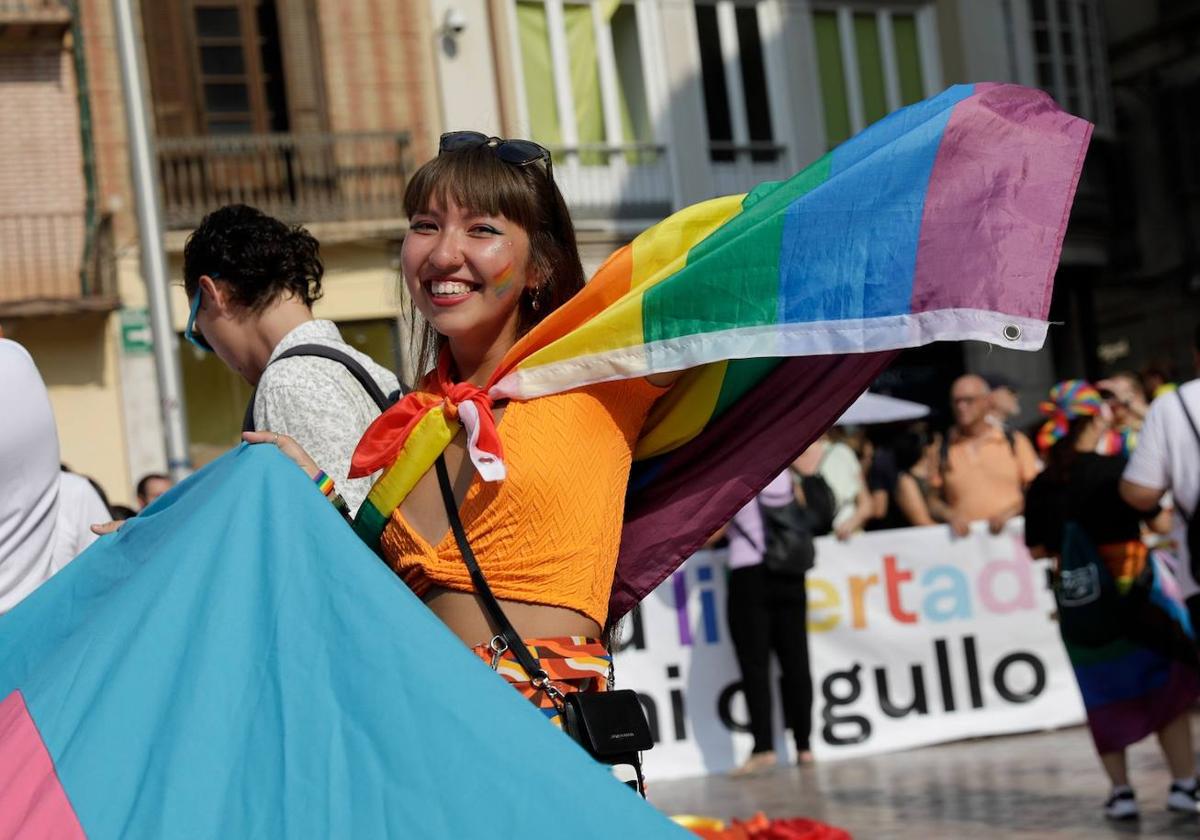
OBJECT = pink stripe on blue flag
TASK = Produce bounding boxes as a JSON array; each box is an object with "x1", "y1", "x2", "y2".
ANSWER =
[{"x1": 0, "y1": 690, "x2": 86, "y2": 840}]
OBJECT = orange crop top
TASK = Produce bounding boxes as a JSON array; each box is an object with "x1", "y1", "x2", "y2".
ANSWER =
[{"x1": 379, "y1": 378, "x2": 665, "y2": 627}]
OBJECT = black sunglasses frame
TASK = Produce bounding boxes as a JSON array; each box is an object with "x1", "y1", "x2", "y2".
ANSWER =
[{"x1": 438, "y1": 131, "x2": 554, "y2": 181}]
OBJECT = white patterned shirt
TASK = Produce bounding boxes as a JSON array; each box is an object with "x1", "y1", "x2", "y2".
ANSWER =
[{"x1": 252, "y1": 320, "x2": 400, "y2": 516}]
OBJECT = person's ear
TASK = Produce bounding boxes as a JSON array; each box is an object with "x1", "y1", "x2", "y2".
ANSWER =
[{"x1": 199, "y1": 275, "x2": 229, "y2": 313}]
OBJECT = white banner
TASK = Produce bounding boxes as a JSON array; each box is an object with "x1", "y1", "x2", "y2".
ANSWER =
[{"x1": 613, "y1": 521, "x2": 1085, "y2": 780}]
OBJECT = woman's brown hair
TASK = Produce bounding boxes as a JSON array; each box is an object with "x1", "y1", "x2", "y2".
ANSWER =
[{"x1": 402, "y1": 142, "x2": 585, "y2": 375}]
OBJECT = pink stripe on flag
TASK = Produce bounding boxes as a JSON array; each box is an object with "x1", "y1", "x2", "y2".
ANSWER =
[
  {"x1": 0, "y1": 690, "x2": 86, "y2": 839},
  {"x1": 911, "y1": 82, "x2": 1092, "y2": 319}
]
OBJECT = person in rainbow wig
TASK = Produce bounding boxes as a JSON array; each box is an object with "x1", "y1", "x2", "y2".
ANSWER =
[
  {"x1": 1025, "y1": 380, "x2": 1200, "y2": 821},
  {"x1": 245, "y1": 85, "x2": 1093, "y2": 733}
]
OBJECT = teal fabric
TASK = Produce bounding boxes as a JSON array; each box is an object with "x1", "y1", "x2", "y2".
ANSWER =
[{"x1": 0, "y1": 445, "x2": 683, "y2": 839}]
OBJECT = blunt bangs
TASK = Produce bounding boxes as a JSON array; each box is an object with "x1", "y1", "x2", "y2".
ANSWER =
[{"x1": 403, "y1": 145, "x2": 548, "y2": 232}]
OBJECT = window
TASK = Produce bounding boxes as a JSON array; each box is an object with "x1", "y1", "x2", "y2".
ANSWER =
[
  {"x1": 142, "y1": 0, "x2": 290, "y2": 137},
  {"x1": 193, "y1": 1, "x2": 288, "y2": 134},
  {"x1": 1028, "y1": 0, "x2": 1111, "y2": 127},
  {"x1": 694, "y1": 1, "x2": 780, "y2": 164},
  {"x1": 512, "y1": 0, "x2": 656, "y2": 164},
  {"x1": 811, "y1": 3, "x2": 938, "y2": 149}
]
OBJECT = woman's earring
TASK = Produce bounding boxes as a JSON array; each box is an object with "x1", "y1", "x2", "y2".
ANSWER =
[{"x1": 531, "y1": 285, "x2": 542, "y2": 312}]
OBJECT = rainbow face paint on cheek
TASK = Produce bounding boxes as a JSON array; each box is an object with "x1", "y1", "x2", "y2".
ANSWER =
[{"x1": 492, "y1": 262, "x2": 516, "y2": 299}]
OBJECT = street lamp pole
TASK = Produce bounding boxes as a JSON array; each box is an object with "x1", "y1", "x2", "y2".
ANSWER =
[{"x1": 111, "y1": 0, "x2": 192, "y2": 481}]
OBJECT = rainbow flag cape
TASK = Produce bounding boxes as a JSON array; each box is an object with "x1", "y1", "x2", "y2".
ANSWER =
[
  {"x1": 0, "y1": 447, "x2": 686, "y2": 838},
  {"x1": 353, "y1": 82, "x2": 1092, "y2": 620}
]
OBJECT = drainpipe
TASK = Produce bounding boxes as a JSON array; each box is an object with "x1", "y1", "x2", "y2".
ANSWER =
[
  {"x1": 112, "y1": 0, "x2": 192, "y2": 481},
  {"x1": 65, "y1": 0, "x2": 97, "y2": 293}
]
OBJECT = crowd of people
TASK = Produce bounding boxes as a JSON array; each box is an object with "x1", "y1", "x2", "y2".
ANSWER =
[
  {"x1": 715, "y1": 334, "x2": 1200, "y2": 822},
  {"x1": 1, "y1": 125, "x2": 1196, "y2": 827}
]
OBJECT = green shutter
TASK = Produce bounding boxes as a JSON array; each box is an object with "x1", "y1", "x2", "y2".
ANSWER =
[
  {"x1": 813, "y1": 11, "x2": 850, "y2": 149},
  {"x1": 516, "y1": 2, "x2": 562, "y2": 146},
  {"x1": 892, "y1": 14, "x2": 925, "y2": 105},
  {"x1": 854, "y1": 13, "x2": 887, "y2": 124}
]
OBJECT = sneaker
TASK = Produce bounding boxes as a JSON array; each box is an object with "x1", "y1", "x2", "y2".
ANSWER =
[
  {"x1": 1166, "y1": 780, "x2": 1200, "y2": 814},
  {"x1": 1105, "y1": 788, "x2": 1139, "y2": 821},
  {"x1": 729, "y1": 751, "x2": 777, "y2": 777}
]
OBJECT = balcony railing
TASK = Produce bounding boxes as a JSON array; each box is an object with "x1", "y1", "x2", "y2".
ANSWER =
[
  {"x1": 550, "y1": 143, "x2": 673, "y2": 221},
  {"x1": 709, "y1": 142, "x2": 793, "y2": 199},
  {"x1": 0, "y1": 211, "x2": 117, "y2": 315},
  {"x1": 157, "y1": 131, "x2": 412, "y2": 230}
]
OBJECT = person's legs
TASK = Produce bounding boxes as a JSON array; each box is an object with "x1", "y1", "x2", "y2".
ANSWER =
[
  {"x1": 727, "y1": 565, "x2": 774, "y2": 758},
  {"x1": 1157, "y1": 711, "x2": 1200, "y2": 813},
  {"x1": 1157, "y1": 711, "x2": 1196, "y2": 780},
  {"x1": 1099, "y1": 750, "x2": 1139, "y2": 820},
  {"x1": 1099, "y1": 751, "x2": 1130, "y2": 788},
  {"x1": 768, "y1": 572, "x2": 814, "y2": 760}
]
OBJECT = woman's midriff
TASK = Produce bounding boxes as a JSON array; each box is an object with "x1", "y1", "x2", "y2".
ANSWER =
[{"x1": 423, "y1": 586, "x2": 601, "y2": 647}]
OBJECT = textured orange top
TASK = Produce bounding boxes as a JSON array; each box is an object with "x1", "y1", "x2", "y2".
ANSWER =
[{"x1": 379, "y1": 378, "x2": 665, "y2": 627}]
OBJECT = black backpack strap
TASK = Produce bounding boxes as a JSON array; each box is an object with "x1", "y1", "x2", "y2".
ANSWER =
[
  {"x1": 241, "y1": 343, "x2": 398, "y2": 432},
  {"x1": 274, "y1": 344, "x2": 393, "y2": 410}
]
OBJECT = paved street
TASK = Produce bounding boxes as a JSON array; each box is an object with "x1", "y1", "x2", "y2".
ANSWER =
[{"x1": 649, "y1": 716, "x2": 1200, "y2": 838}]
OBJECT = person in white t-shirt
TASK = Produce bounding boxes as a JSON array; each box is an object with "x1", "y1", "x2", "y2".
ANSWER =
[
  {"x1": 0, "y1": 340, "x2": 107, "y2": 613},
  {"x1": 1121, "y1": 328, "x2": 1200, "y2": 629}
]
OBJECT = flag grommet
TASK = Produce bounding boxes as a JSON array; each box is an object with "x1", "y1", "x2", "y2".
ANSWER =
[{"x1": 1002, "y1": 324, "x2": 1022, "y2": 342}]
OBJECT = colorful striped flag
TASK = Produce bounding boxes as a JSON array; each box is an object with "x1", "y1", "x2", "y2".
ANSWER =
[
  {"x1": 351, "y1": 83, "x2": 1092, "y2": 619},
  {"x1": 0, "y1": 447, "x2": 686, "y2": 838}
]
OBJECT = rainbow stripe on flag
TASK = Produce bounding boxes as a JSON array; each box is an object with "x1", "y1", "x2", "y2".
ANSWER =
[{"x1": 353, "y1": 82, "x2": 1091, "y2": 620}]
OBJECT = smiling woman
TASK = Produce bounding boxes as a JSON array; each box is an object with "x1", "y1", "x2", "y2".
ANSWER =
[
  {"x1": 247, "y1": 134, "x2": 665, "y2": 742},
  {"x1": 243, "y1": 85, "x2": 1093, "y2": 777},
  {"x1": 400, "y1": 134, "x2": 584, "y2": 383}
]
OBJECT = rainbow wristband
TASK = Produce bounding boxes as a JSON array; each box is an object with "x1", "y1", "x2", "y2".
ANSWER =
[{"x1": 312, "y1": 470, "x2": 336, "y2": 498}]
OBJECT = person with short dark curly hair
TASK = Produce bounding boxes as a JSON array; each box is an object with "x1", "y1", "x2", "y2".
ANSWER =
[{"x1": 183, "y1": 204, "x2": 398, "y2": 514}]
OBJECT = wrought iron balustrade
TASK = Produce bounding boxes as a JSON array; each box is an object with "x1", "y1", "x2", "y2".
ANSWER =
[{"x1": 156, "y1": 131, "x2": 412, "y2": 230}]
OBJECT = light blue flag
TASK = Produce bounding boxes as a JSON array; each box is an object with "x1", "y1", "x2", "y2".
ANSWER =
[{"x1": 0, "y1": 445, "x2": 685, "y2": 838}]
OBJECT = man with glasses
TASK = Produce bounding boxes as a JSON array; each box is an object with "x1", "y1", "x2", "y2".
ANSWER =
[
  {"x1": 184, "y1": 204, "x2": 399, "y2": 515},
  {"x1": 932, "y1": 374, "x2": 1041, "y2": 537}
]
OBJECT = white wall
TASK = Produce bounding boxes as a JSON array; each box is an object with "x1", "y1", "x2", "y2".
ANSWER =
[{"x1": 429, "y1": 0, "x2": 504, "y2": 134}]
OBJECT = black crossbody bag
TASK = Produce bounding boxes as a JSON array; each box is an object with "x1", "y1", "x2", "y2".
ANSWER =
[{"x1": 434, "y1": 455, "x2": 653, "y2": 795}]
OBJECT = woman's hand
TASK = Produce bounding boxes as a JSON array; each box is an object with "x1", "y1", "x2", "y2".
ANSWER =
[{"x1": 242, "y1": 431, "x2": 321, "y2": 479}]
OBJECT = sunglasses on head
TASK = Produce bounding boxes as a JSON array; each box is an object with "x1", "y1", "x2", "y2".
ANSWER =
[{"x1": 438, "y1": 131, "x2": 554, "y2": 180}]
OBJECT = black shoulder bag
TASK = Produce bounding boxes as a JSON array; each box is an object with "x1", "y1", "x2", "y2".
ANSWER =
[{"x1": 434, "y1": 455, "x2": 653, "y2": 795}]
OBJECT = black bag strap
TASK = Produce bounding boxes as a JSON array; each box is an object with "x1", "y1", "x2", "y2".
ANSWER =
[
  {"x1": 434, "y1": 454, "x2": 556, "y2": 694},
  {"x1": 1175, "y1": 390, "x2": 1200, "y2": 523},
  {"x1": 727, "y1": 516, "x2": 764, "y2": 556},
  {"x1": 242, "y1": 343, "x2": 398, "y2": 432}
]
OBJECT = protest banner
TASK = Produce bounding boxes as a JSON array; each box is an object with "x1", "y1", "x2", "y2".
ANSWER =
[{"x1": 613, "y1": 521, "x2": 1085, "y2": 780}]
